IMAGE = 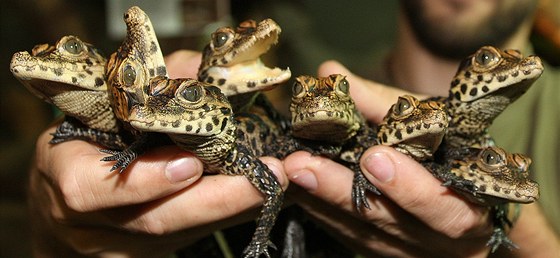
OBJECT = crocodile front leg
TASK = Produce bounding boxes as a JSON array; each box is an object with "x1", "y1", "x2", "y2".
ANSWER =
[
  {"x1": 487, "y1": 204, "x2": 517, "y2": 252},
  {"x1": 51, "y1": 118, "x2": 128, "y2": 150},
  {"x1": 223, "y1": 145, "x2": 284, "y2": 258},
  {"x1": 349, "y1": 164, "x2": 381, "y2": 211}
]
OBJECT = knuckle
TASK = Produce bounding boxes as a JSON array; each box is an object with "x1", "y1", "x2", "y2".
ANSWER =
[
  {"x1": 437, "y1": 205, "x2": 490, "y2": 239},
  {"x1": 134, "y1": 213, "x2": 170, "y2": 236},
  {"x1": 400, "y1": 189, "x2": 431, "y2": 211},
  {"x1": 57, "y1": 167, "x2": 91, "y2": 213}
]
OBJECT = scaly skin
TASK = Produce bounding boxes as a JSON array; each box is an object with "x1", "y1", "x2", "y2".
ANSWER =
[
  {"x1": 425, "y1": 147, "x2": 539, "y2": 252},
  {"x1": 130, "y1": 77, "x2": 284, "y2": 258},
  {"x1": 198, "y1": 18, "x2": 291, "y2": 111},
  {"x1": 443, "y1": 46, "x2": 544, "y2": 148},
  {"x1": 351, "y1": 95, "x2": 448, "y2": 210},
  {"x1": 286, "y1": 75, "x2": 449, "y2": 211},
  {"x1": 426, "y1": 46, "x2": 544, "y2": 252},
  {"x1": 377, "y1": 95, "x2": 448, "y2": 161},
  {"x1": 102, "y1": 6, "x2": 170, "y2": 172},
  {"x1": 290, "y1": 75, "x2": 361, "y2": 144},
  {"x1": 106, "y1": 7, "x2": 285, "y2": 257},
  {"x1": 10, "y1": 35, "x2": 126, "y2": 149}
]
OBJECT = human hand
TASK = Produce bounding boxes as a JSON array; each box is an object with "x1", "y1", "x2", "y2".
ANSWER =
[
  {"x1": 27, "y1": 49, "x2": 289, "y2": 257},
  {"x1": 283, "y1": 61, "x2": 496, "y2": 257}
]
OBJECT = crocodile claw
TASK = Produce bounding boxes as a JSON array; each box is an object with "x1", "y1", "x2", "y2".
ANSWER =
[
  {"x1": 100, "y1": 148, "x2": 138, "y2": 173},
  {"x1": 487, "y1": 227, "x2": 518, "y2": 253},
  {"x1": 99, "y1": 134, "x2": 152, "y2": 172},
  {"x1": 50, "y1": 120, "x2": 80, "y2": 144},
  {"x1": 351, "y1": 166, "x2": 381, "y2": 212},
  {"x1": 242, "y1": 239, "x2": 276, "y2": 258}
]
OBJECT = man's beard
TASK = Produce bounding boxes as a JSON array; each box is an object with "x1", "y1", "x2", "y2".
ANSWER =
[{"x1": 400, "y1": 0, "x2": 538, "y2": 60}]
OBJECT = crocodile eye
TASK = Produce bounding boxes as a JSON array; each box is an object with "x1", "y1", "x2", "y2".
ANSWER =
[
  {"x1": 336, "y1": 78, "x2": 350, "y2": 95},
  {"x1": 292, "y1": 81, "x2": 305, "y2": 97},
  {"x1": 481, "y1": 148, "x2": 502, "y2": 165},
  {"x1": 394, "y1": 97, "x2": 412, "y2": 115},
  {"x1": 212, "y1": 32, "x2": 231, "y2": 48},
  {"x1": 122, "y1": 63, "x2": 137, "y2": 86},
  {"x1": 474, "y1": 49, "x2": 498, "y2": 67},
  {"x1": 182, "y1": 85, "x2": 203, "y2": 102},
  {"x1": 63, "y1": 38, "x2": 84, "y2": 55}
]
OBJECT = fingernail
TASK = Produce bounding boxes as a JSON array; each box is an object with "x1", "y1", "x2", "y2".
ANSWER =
[
  {"x1": 364, "y1": 152, "x2": 395, "y2": 183},
  {"x1": 290, "y1": 169, "x2": 318, "y2": 191},
  {"x1": 165, "y1": 156, "x2": 200, "y2": 183}
]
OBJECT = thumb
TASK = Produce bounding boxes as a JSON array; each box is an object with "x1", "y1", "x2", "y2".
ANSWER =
[{"x1": 360, "y1": 145, "x2": 489, "y2": 237}]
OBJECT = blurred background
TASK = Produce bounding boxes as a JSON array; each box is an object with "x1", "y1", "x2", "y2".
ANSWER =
[{"x1": 1, "y1": 0, "x2": 558, "y2": 256}]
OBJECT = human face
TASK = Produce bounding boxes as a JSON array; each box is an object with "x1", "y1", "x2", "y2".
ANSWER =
[{"x1": 400, "y1": 0, "x2": 538, "y2": 60}]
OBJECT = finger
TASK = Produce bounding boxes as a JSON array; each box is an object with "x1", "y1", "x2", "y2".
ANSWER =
[
  {"x1": 283, "y1": 151, "x2": 491, "y2": 255},
  {"x1": 284, "y1": 151, "x2": 419, "y2": 229},
  {"x1": 108, "y1": 156, "x2": 289, "y2": 235},
  {"x1": 360, "y1": 145, "x2": 491, "y2": 238},
  {"x1": 283, "y1": 151, "x2": 355, "y2": 208},
  {"x1": 36, "y1": 126, "x2": 204, "y2": 212},
  {"x1": 164, "y1": 50, "x2": 202, "y2": 78},
  {"x1": 317, "y1": 60, "x2": 426, "y2": 123}
]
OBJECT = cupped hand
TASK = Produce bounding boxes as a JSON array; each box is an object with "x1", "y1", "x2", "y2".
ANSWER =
[
  {"x1": 283, "y1": 61, "x2": 495, "y2": 257},
  {"x1": 27, "y1": 49, "x2": 289, "y2": 257}
]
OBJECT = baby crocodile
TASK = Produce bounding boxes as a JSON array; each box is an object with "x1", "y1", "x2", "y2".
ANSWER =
[
  {"x1": 426, "y1": 46, "x2": 544, "y2": 252},
  {"x1": 358, "y1": 94, "x2": 448, "y2": 208},
  {"x1": 129, "y1": 76, "x2": 284, "y2": 258},
  {"x1": 198, "y1": 19, "x2": 291, "y2": 111},
  {"x1": 106, "y1": 7, "x2": 284, "y2": 257},
  {"x1": 443, "y1": 46, "x2": 544, "y2": 148},
  {"x1": 10, "y1": 35, "x2": 126, "y2": 149},
  {"x1": 377, "y1": 95, "x2": 448, "y2": 161},
  {"x1": 426, "y1": 146, "x2": 539, "y2": 252}
]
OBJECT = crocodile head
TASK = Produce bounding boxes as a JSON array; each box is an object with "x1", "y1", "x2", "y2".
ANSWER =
[
  {"x1": 10, "y1": 35, "x2": 119, "y2": 132},
  {"x1": 449, "y1": 46, "x2": 543, "y2": 103},
  {"x1": 290, "y1": 74, "x2": 361, "y2": 144},
  {"x1": 448, "y1": 147, "x2": 539, "y2": 205},
  {"x1": 10, "y1": 35, "x2": 106, "y2": 101},
  {"x1": 198, "y1": 19, "x2": 291, "y2": 96},
  {"x1": 130, "y1": 76, "x2": 235, "y2": 162},
  {"x1": 377, "y1": 95, "x2": 448, "y2": 161},
  {"x1": 105, "y1": 6, "x2": 167, "y2": 123},
  {"x1": 445, "y1": 46, "x2": 544, "y2": 147}
]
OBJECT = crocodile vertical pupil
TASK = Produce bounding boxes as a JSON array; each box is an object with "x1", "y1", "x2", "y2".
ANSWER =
[
  {"x1": 395, "y1": 98, "x2": 411, "y2": 115},
  {"x1": 482, "y1": 149, "x2": 500, "y2": 165},
  {"x1": 475, "y1": 50, "x2": 496, "y2": 66},
  {"x1": 122, "y1": 64, "x2": 136, "y2": 86},
  {"x1": 63, "y1": 38, "x2": 83, "y2": 54},
  {"x1": 292, "y1": 82, "x2": 304, "y2": 97},
  {"x1": 337, "y1": 79, "x2": 349, "y2": 94},
  {"x1": 182, "y1": 85, "x2": 203, "y2": 102},
  {"x1": 213, "y1": 32, "x2": 230, "y2": 48}
]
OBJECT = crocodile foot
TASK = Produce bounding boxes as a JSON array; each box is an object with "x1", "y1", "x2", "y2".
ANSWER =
[
  {"x1": 487, "y1": 227, "x2": 518, "y2": 253},
  {"x1": 243, "y1": 239, "x2": 276, "y2": 258},
  {"x1": 351, "y1": 166, "x2": 381, "y2": 211},
  {"x1": 100, "y1": 136, "x2": 148, "y2": 172},
  {"x1": 100, "y1": 148, "x2": 138, "y2": 173}
]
